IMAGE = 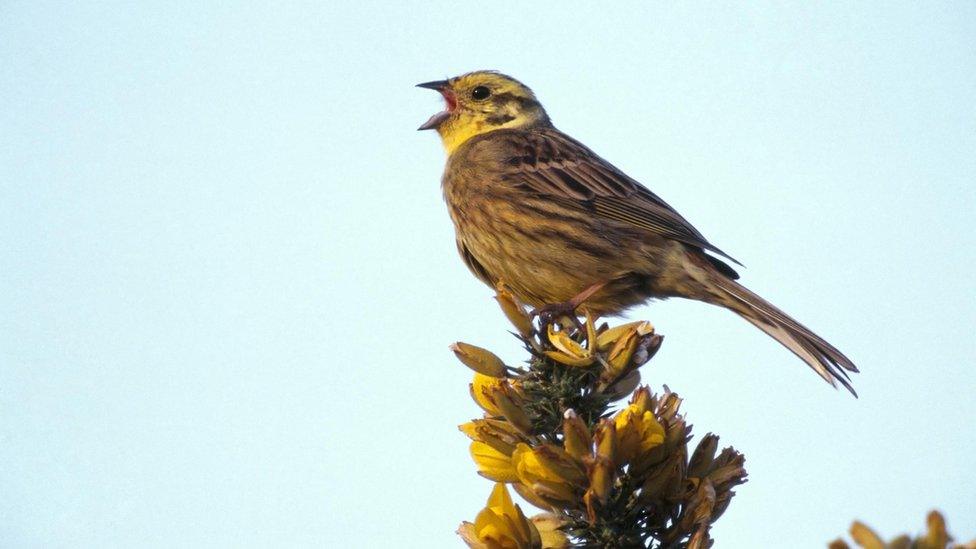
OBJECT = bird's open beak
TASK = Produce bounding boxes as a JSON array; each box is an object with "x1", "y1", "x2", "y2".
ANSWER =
[{"x1": 417, "y1": 80, "x2": 455, "y2": 131}]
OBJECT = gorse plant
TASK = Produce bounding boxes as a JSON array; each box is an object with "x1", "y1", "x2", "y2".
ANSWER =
[
  {"x1": 454, "y1": 287, "x2": 748, "y2": 549},
  {"x1": 830, "y1": 511, "x2": 976, "y2": 549}
]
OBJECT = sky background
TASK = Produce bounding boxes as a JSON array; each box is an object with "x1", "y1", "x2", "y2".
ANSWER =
[{"x1": 2, "y1": 2, "x2": 974, "y2": 548}]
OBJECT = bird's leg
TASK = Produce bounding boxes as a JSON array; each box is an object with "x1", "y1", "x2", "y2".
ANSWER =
[{"x1": 530, "y1": 280, "x2": 608, "y2": 332}]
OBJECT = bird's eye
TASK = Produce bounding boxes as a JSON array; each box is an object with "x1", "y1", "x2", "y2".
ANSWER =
[{"x1": 471, "y1": 86, "x2": 491, "y2": 100}]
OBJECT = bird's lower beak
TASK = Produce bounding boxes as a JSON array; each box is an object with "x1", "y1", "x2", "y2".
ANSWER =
[
  {"x1": 418, "y1": 110, "x2": 451, "y2": 131},
  {"x1": 417, "y1": 80, "x2": 455, "y2": 131}
]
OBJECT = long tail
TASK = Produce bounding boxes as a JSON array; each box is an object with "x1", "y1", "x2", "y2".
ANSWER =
[{"x1": 701, "y1": 268, "x2": 859, "y2": 396}]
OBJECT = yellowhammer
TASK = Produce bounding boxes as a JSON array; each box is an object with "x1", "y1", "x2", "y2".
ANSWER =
[{"x1": 419, "y1": 71, "x2": 857, "y2": 395}]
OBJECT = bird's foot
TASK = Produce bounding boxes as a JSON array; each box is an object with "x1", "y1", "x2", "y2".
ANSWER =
[
  {"x1": 530, "y1": 301, "x2": 584, "y2": 332},
  {"x1": 529, "y1": 280, "x2": 609, "y2": 332}
]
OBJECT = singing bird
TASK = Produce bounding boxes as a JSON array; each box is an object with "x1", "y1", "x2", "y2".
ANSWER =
[{"x1": 418, "y1": 71, "x2": 857, "y2": 395}]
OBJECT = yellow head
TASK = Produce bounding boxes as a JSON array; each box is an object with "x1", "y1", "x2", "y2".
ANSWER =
[{"x1": 417, "y1": 71, "x2": 550, "y2": 153}]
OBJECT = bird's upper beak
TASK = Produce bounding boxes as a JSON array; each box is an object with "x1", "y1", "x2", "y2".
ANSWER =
[
  {"x1": 417, "y1": 80, "x2": 456, "y2": 131},
  {"x1": 416, "y1": 80, "x2": 449, "y2": 91}
]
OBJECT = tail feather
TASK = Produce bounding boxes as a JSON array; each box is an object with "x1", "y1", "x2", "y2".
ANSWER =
[{"x1": 707, "y1": 275, "x2": 859, "y2": 396}]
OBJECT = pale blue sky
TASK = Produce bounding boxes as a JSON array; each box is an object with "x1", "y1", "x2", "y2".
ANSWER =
[{"x1": 2, "y1": 2, "x2": 974, "y2": 548}]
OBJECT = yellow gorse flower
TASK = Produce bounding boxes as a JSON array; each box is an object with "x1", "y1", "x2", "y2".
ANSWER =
[
  {"x1": 460, "y1": 418, "x2": 527, "y2": 457},
  {"x1": 458, "y1": 483, "x2": 540, "y2": 549},
  {"x1": 544, "y1": 324, "x2": 595, "y2": 367},
  {"x1": 470, "y1": 373, "x2": 507, "y2": 415},
  {"x1": 613, "y1": 403, "x2": 665, "y2": 467},
  {"x1": 458, "y1": 483, "x2": 571, "y2": 549},
  {"x1": 595, "y1": 321, "x2": 652, "y2": 351},
  {"x1": 470, "y1": 441, "x2": 519, "y2": 483},
  {"x1": 512, "y1": 443, "x2": 586, "y2": 506},
  {"x1": 531, "y1": 514, "x2": 571, "y2": 549}
]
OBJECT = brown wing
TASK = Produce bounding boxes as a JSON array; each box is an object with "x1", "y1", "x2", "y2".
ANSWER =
[
  {"x1": 456, "y1": 239, "x2": 495, "y2": 286},
  {"x1": 495, "y1": 127, "x2": 742, "y2": 272}
]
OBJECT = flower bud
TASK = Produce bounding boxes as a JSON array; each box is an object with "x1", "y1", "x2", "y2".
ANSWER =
[
  {"x1": 451, "y1": 342, "x2": 507, "y2": 377},
  {"x1": 687, "y1": 434, "x2": 719, "y2": 479},
  {"x1": 494, "y1": 286, "x2": 535, "y2": 338},
  {"x1": 562, "y1": 409, "x2": 592, "y2": 463},
  {"x1": 487, "y1": 382, "x2": 534, "y2": 435}
]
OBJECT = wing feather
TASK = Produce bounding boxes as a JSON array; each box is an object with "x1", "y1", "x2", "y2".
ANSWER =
[{"x1": 499, "y1": 128, "x2": 742, "y2": 267}]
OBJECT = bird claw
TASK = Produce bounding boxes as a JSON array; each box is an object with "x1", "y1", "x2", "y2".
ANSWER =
[
  {"x1": 529, "y1": 281, "x2": 609, "y2": 333},
  {"x1": 530, "y1": 301, "x2": 585, "y2": 332}
]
